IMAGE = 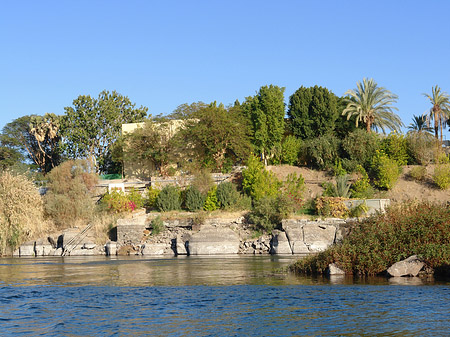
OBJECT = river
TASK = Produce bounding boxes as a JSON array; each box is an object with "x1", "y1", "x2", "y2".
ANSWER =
[{"x1": 0, "y1": 256, "x2": 449, "y2": 336}]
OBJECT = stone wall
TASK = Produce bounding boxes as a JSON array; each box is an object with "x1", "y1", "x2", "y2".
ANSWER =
[{"x1": 114, "y1": 214, "x2": 356, "y2": 257}]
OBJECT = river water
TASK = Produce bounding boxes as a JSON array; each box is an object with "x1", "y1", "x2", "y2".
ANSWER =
[{"x1": 0, "y1": 256, "x2": 449, "y2": 336}]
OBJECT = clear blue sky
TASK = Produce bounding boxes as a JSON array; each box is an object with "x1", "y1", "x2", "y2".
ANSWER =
[{"x1": 1, "y1": 0, "x2": 450, "y2": 137}]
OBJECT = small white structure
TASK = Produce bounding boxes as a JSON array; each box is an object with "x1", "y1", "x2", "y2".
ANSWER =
[{"x1": 108, "y1": 183, "x2": 125, "y2": 193}]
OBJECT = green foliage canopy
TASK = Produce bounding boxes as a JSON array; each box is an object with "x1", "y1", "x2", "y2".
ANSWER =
[
  {"x1": 61, "y1": 90, "x2": 148, "y2": 173},
  {"x1": 288, "y1": 85, "x2": 339, "y2": 140},
  {"x1": 243, "y1": 85, "x2": 286, "y2": 164}
]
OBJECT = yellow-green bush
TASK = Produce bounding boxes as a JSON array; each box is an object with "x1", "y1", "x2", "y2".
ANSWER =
[
  {"x1": 433, "y1": 164, "x2": 450, "y2": 190},
  {"x1": 314, "y1": 197, "x2": 349, "y2": 218},
  {"x1": 409, "y1": 166, "x2": 427, "y2": 182}
]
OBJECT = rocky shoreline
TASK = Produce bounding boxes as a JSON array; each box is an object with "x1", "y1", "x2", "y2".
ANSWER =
[{"x1": 14, "y1": 212, "x2": 356, "y2": 258}]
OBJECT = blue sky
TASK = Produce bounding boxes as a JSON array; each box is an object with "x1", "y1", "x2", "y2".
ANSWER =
[{"x1": 1, "y1": 0, "x2": 450, "y2": 137}]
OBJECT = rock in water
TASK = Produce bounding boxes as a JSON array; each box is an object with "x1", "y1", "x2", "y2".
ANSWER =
[
  {"x1": 387, "y1": 255, "x2": 424, "y2": 277},
  {"x1": 188, "y1": 226, "x2": 239, "y2": 255}
]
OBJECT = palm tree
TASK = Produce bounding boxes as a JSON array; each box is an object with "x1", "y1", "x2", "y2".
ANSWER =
[
  {"x1": 407, "y1": 114, "x2": 433, "y2": 134},
  {"x1": 342, "y1": 78, "x2": 403, "y2": 133},
  {"x1": 423, "y1": 85, "x2": 450, "y2": 141}
]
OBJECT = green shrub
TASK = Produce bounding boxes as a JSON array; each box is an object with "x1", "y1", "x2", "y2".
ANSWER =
[
  {"x1": 44, "y1": 160, "x2": 97, "y2": 228},
  {"x1": 216, "y1": 182, "x2": 240, "y2": 209},
  {"x1": 184, "y1": 186, "x2": 206, "y2": 212},
  {"x1": 281, "y1": 135, "x2": 302, "y2": 165},
  {"x1": 0, "y1": 171, "x2": 46, "y2": 255},
  {"x1": 433, "y1": 164, "x2": 450, "y2": 190},
  {"x1": 350, "y1": 165, "x2": 374, "y2": 199},
  {"x1": 150, "y1": 216, "x2": 164, "y2": 235},
  {"x1": 302, "y1": 134, "x2": 340, "y2": 170},
  {"x1": 290, "y1": 201, "x2": 450, "y2": 275},
  {"x1": 145, "y1": 186, "x2": 160, "y2": 209},
  {"x1": 409, "y1": 166, "x2": 427, "y2": 182},
  {"x1": 101, "y1": 190, "x2": 136, "y2": 213},
  {"x1": 381, "y1": 133, "x2": 409, "y2": 166},
  {"x1": 406, "y1": 132, "x2": 438, "y2": 165},
  {"x1": 369, "y1": 150, "x2": 400, "y2": 190},
  {"x1": 437, "y1": 152, "x2": 449, "y2": 164},
  {"x1": 156, "y1": 185, "x2": 181, "y2": 211},
  {"x1": 348, "y1": 201, "x2": 369, "y2": 218},
  {"x1": 314, "y1": 197, "x2": 349, "y2": 218},
  {"x1": 127, "y1": 188, "x2": 144, "y2": 209},
  {"x1": 248, "y1": 194, "x2": 294, "y2": 232},
  {"x1": 331, "y1": 159, "x2": 347, "y2": 177},
  {"x1": 322, "y1": 175, "x2": 351, "y2": 198},
  {"x1": 342, "y1": 129, "x2": 381, "y2": 169},
  {"x1": 242, "y1": 154, "x2": 279, "y2": 200},
  {"x1": 280, "y1": 173, "x2": 305, "y2": 211},
  {"x1": 203, "y1": 186, "x2": 218, "y2": 211}
]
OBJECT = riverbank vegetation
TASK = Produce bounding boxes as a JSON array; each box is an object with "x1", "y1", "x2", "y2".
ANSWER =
[
  {"x1": 289, "y1": 201, "x2": 450, "y2": 276},
  {"x1": 1, "y1": 79, "x2": 450, "y2": 254}
]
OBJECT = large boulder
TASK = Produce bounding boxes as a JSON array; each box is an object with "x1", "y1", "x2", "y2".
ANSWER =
[
  {"x1": 188, "y1": 226, "x2": 239, "y2": 255},
  {"x1": 175, "y1": 235, "x2": 188, "y2": 255},
  {"x1": 271, "y1": 231, "x2": 292, "y2": 255},
  {"x1": 105, "y1": 241, "x2": 117, "y2": 256},
  {"x1": 303, "y1": 224, "x2": 336, "y2": 252},
  {"x1": 328, "y1": 263, "x2": 345, "y2": 275},
  {"x1": 284, "y1": 226, "x2": 309, "y2": 254},
  {"x1": 141, "y1": 243, "x2": 171, "y2": 255},
  {"x1": 19, "y1": 241, "x2": 36, "y2": 256},
  {"x1": 387, "y1": 255, "x2": 424, "y2": 277}
]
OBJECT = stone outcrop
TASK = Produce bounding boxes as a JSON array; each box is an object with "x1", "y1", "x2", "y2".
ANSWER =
[
  {"x1": 284, "y1": 226, "x2": 309, "y2": 254},
  {"x1": 387, "y1": 255, "x2": 424, "y2": 277},
  {"x1": 271, "y1": 231, "x2": 292, "y2": 254},
  {"x1": 141, "y1": 243, "x2": 171, "y2": 255},
  {"x1": 188, "y1": 225, "x2": 240, "y2": 255},
  {"x1": 328, "y1": 263, "x2": 346, "y2": 275},
  {"x1": 303, "y1": 224, "x2": 336, "y2": 252}
]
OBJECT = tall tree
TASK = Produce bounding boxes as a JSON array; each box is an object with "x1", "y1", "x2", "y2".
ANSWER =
[
  {"x1": 407, "y1": 114, "x2": 433, "y2": 134},
  {"x1": 61, "y1": 90, "x2": 148, "y2": 173},
  {"x1": 342, "y1": 78, "x2": 403, "y2": 133},
  {"x1": 1, "y1": 114, "x2": 62, "y2": 173},
  {"x1": 178, "y1": 102, "x2": 252, "y2": 171},
  {"x1": 423, "y1": 85, "x2": 450, "y2": 141},
  {"x1": 288, "y1": 85, "x2": 339, "y2": 139},
  {"x1": 242, "y1": 85, "x2": 285, "y2": 164}
]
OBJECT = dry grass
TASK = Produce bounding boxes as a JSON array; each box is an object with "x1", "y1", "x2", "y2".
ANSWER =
[{"x1": 0, "y1": 171, "x2": 48, "y2": 255}]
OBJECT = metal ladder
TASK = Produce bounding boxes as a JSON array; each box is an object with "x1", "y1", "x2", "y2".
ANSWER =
[{"x1": 61, "y1": 223, "x2": 93, "y2": 256}]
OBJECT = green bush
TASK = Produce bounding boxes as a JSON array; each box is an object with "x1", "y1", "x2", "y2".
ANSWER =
[
  {"x1": 409, "y1": 166, "x2": 427, "y2": 182},
  {"x1": 127, "y1": 188, "x2": 144, "y2": 209},
  {"x1": 322, "y1": 175, "x2": 351, "y2": 198},
  {"x1": 290, "y1": 201, "x2": 450, "y2": 275},
  {"x1": 150, "y1": 216, "x2": 164, "y2": 235},
  {"x1": 156, "y1": 185, "x2": 181, "y2": 211},
  {"x1": 433, "y1": 164, "x2": 450, "y2": 190},
  {"x1": 44, "y1": 160, "x2": 97, "y2": 228},
  {"x1": 101, "y1": 190, "x2": 136, "y2": 213},
  {"x1": 184, "y1": 186, "x2": 206, "y2": 212},
  {"x1": 406, "y1": 132, "x2": 437, "y2": 165},
  {"x1": 281, "y1": 135, "x2": 302, "y2": 165},
  {"x1": 280, "y1": 173, "x2": 305, "y2": 211},
  {"x1": 350, "y1": 165, "x2": 374, "y2": 199},
  {"x1": 302, "y1": 134, "x2": 340, "y2": 170},
  {"x1": 248, "y1": 194, "x2": 294, "y2": 232},
  {"x1": 369, "y1": 150, "x2": 400, "y2": 190},
  {"x1": 216, "y1": 182, "x2": 240, "y2": 209},
  {"x1": 203, "y1": 186, "x2": 218, "y2": 211},
  {"x1": 314, "y1": 196, "x2": 349, "y2": 218},
  {"x1": 242, "y1": 154, "x2": 279, "y2": 200},
  {"x1": 145, "y1": 186, "x2": 160, "y2": 209},
  {"x1": 381, "y1": 133, "x2": 409, "y2": 166},
  {"x1": 342, "y1": 129, "x2": 381, "y2": 169}
]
